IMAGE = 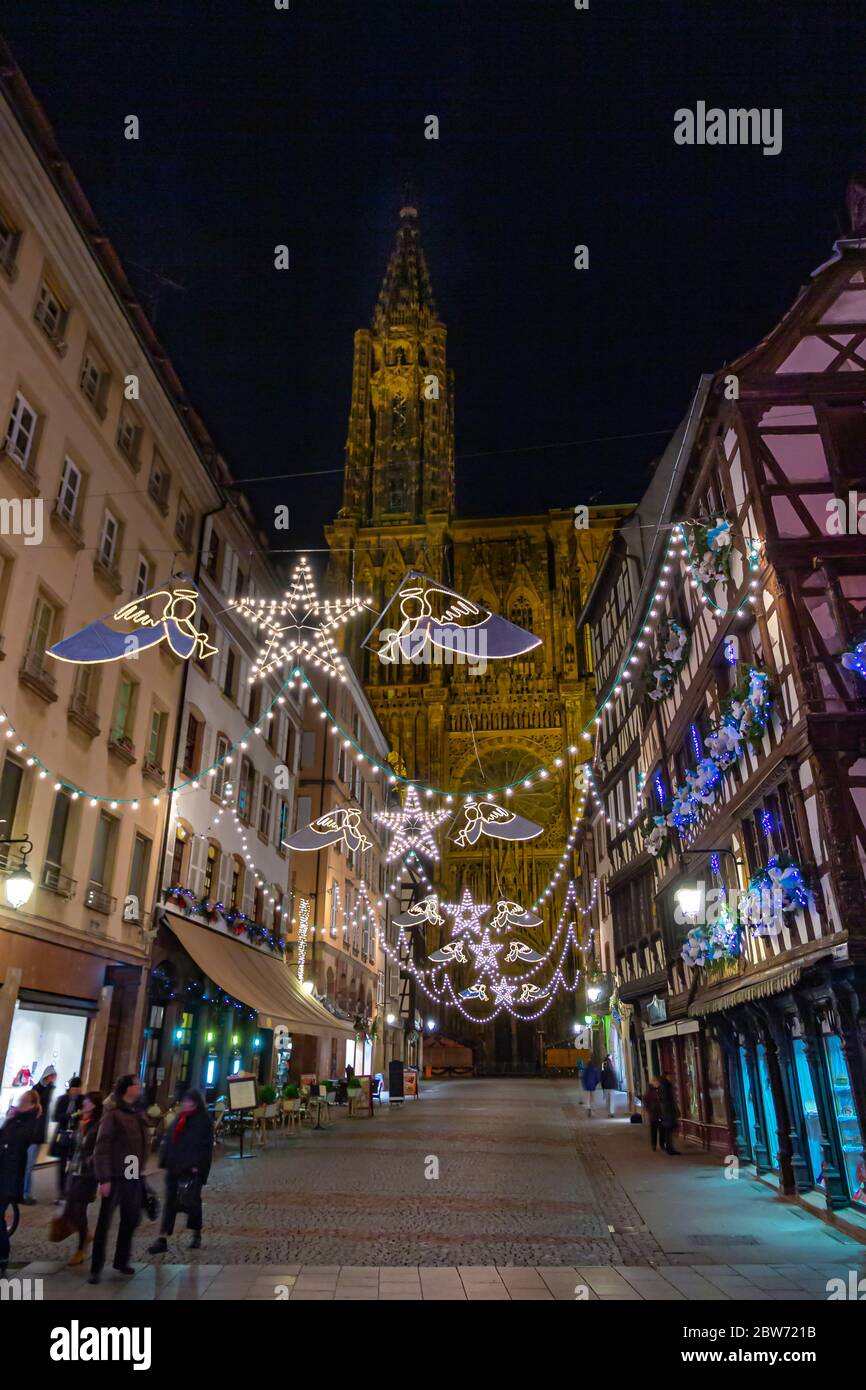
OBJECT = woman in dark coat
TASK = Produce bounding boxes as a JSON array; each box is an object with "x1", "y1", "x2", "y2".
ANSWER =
[
  {"x1": 49, "y1": 1075, "x2": 82, "y2": 1201},
  {"x1": 658, "y1": 1073, "x2": 680, "y2": 1154},
  {"x1": 63, "y1": 1092, "x2": 102, "y2": 1265},
  {"x1": 0, "y1": 1089, "x2": 40, "y2": 1272},
  {"x1": 148, "y1": 1089, "x2": 213, "y2": 1254}
]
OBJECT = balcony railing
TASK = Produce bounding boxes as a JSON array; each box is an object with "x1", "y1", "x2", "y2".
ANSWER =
[
  {"x1": 85, "y1": 883, "x2": 116, "y2": 915},
  {"x1": 40, "y1": 863, "x2": 76, "y2": 898}
]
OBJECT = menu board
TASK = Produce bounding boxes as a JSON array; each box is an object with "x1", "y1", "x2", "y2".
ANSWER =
[{"x1": 228, "y1": 1076, "x2": 258, "y2": 1111}]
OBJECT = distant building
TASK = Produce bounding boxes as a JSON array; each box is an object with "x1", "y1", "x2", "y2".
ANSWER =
[{"x1": 327, "y1": 196, "x2": 627, "y2": 1071}]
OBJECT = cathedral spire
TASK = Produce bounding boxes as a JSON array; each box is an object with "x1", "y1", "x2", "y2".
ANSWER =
[
  {"x1": 374, "y1": 191, "x2": 438, "y2": 333},
  {"x1": 337, "y1": 191, "x2": 455, "y2": 525}
]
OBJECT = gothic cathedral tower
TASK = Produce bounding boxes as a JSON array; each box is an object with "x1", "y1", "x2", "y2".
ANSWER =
[{"x1": 327, "y1": 197, "x2": 629, "y2": 1071}]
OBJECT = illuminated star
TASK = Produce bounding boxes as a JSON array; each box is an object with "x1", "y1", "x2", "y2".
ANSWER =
[
  {"x1": 492, "y1": 976, "x2": 517, "y2": 1008},
  {"x1": 468, "y1": 930, "x2": 504, "y2": 979},
  {"x1": 374, "y1": 785, "x2": 450, "y2": 862},
  {"x1": 229, "y1": 556, "x2": 371, "y2": 680},
  {"x1": 443, "y1": 887, "x2": 490, "y2": 938}
]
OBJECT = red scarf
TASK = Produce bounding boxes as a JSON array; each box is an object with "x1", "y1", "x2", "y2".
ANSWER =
[{"x1": 173, "y1": 1113, "x2": 189, "y2": 1143}]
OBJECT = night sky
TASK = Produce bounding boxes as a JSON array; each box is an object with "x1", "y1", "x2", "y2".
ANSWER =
[{"x1": 3, "y1": 1, "x2": 865, "y2": 554}]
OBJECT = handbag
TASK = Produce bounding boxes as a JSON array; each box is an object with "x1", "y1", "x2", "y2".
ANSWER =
[
  {"x1": 142, "y1": 1181, "x2": 160, "y2": 1222},
  {"x1": 48, "y1": 1209, "x2": 77, "y2": 1243},
  {"x1": 175, "y1": 1173, "x2": 201, "y2": 1213}
]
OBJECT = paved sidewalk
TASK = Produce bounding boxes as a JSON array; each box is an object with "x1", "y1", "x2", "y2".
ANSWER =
[
  {"x1": 11, "y1": 1257, "x2": 860, "y2": 1300},
  {"x1": 7, "y1": 1078, "x2": 865, "y2": 1299}
]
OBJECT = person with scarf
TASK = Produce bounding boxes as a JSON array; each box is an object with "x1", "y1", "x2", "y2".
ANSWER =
[
  {"x1": 63, "y1": 1092, "x2": 102, "y2": 1265},
  {"x1": 148, "y1": 1089, "x2": 213, "y2": 1254}
]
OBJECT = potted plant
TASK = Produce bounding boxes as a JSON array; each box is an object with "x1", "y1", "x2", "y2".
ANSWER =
[
  {"x1": 282, "y1": 1083, "x2": 299, "y2": 1099},
  {"x1": 259, "y1": 1084, "x2": 277, "y2": 1104}
]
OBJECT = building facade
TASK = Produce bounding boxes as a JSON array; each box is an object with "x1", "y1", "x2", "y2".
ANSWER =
[
  {"x1": 0, "y1": 53, "x2": 223, "y2": 1113},
  {"x1": 579, "y1": 185, "x2": 866, "y2": 1216},
  {"x1": 327, "y1": 196, "x2": 627, "y2": 1070}
]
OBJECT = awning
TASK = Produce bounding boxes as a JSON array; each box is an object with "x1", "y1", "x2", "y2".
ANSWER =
[
  {"x1": 689, "y1": 963, "x2": 803, "y2": 1017},
  {"x1": 162, "y1": 910, "x2": 354, "y2": 1039},
  {"x1": 643, "y1": 1019, "x2": 700, "y2": 1043}
]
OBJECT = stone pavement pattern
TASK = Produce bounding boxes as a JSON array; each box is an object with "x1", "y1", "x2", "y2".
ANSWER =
[{"x1": 9, "y1": 1078, "x2": 866, "y2": 1299}]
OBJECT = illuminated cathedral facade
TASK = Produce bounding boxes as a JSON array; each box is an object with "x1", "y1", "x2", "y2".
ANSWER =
[{"x1": 327, "y1": 196, "x2": 628, "y2": 1068}]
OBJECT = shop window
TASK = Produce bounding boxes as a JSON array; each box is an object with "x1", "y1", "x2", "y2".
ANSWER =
[
  {"x1": 792, "y1": 1038, "x2": 824, "y2": 1188},
  {"x1": 822, "y1": 1031, "x2": 865, "y2": 1204},
  {"x1": 755, "y1": 1042, "x2": 780, "y2": 1170}
]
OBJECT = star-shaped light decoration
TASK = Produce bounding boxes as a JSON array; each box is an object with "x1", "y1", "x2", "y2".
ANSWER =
[
  {"x1": 374, "y1": 785, "x2": 450, "y2": 862},
  {"x1": 228, "y1": 556, "x2": 371, "y2": 681},
  {"x1": 443, "y1": 887, "x2": 490, "y2": 938},
  {"x1": 468, "y1": 929, "x2": 504, "y2": 980},
  {"x1": 492, "y1": 976, "x2": 517, "y2": 1008}
]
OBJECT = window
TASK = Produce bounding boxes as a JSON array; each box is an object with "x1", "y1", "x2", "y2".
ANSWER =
[
  {"x1": 79, "y1": 346, "x2": 109, "y2": 413},
  {"x1": 0, "y1": 206, "x2": 20, "y2": 277},
  {"x1": 253, "y1": 882, "x2": 264, "y2": 923},
  {"x1": 170, "y1": 828, "x2": 186, "y2": 884},
  {"x1": 148, "y1": 454, "x2": 170, "y2": 512},
  {"x1": 182, "y1": 712, "x2": 203, "y2": 774},
  {"x1": 146, "y1": 708, "x2": 167, "y2": 766},
  {"x1": 0, "y1": 755, "x2": 24, "y2": 864},
  {"x1": 230, "y1": 857, "x2": 243, "y2": 910},
  {"x1": 34, "y1": 278, "x2": 68, "y2": 345},
  {"x1": 205, "y1": 528, "x2": 221, "y2": 580},
  {"x1": 248, "y1": 684, "x2": 261, "y2": 725},
  {"x1": 128, "y1": 832, "x2": 152, "y2": 906},
  {"x1": 89, "y1": 811, "x2": 117, "y2": 889},
  {"x1": 234, "y1": 566, "x2": 246, "y2": 600},
  {"x1": 26, "y1": 594, "x2": 58, "y2": 661},
  {"x1": 175, "y1": 493, "x2": 193, "y2": 549},
  {"x1": 72, "y1": 663, "x2": 100, "y2": 711},
  {"x1": 5, "y1": 392, "x2": 39, "y2": 468},
  {"x1": 194, "y1": 615, "x2": 213, "y2": 669},
  {"x1": 45, "y1": 788, "x2": 72, "y2": 873},
  {"x1": 98, "y1": 510, "x2": 120, "y2": 570},
  {"x1": 135, "y1": 553, "x2": 153, "y2": 597},
  {"x1": 258, "y1": 781, "x2": 273, "y2": 840},
  {"x1": 238, "y1": 756, "x2": 255, "y2": 823},
  {"x1": 112, "y1": 676, "x2": 138, "y2": 744},
  {"x1": 55, "y1": 457, "x2": 82, "y2": 524},
  {"x1": 116, "y1": 411, "x2": 142, "y2": 466},
  {"x1": 277, "y1": 798, "x2": 289, "y2": 851},
  {"x1": 223, "y1": 647, "x2": 237, "y2": 701},
  {"x1": 212, "y1": 734, "x2": 230, "y2": 798},
  {"x1": 203, "y1": 844, "x2": 219, "y2": 899},
  {"x1": 330, "y1": 879, "x2": 340, "y2": 937}
]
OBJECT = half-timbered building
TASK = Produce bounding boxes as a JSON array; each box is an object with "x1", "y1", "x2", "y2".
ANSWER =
[{"x1": 579, "y1": 181, "x2": 866, "y2": 1219}]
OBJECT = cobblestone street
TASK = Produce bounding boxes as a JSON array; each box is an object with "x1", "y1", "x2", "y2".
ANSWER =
[{"x1": 9, "y1": 1079, "x2": 866, "y2": 1298}]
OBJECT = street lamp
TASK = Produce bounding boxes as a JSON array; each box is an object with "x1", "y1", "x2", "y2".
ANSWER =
[
  {"x1": 674, "y1": 884, "x2": 703, "y2": 920},
  {"x1": 586, "y1": 983, "x2": 603, "y2": 1003},
  {"x1": 2, "y1": 835, "x2": 34, "y2": 910}
]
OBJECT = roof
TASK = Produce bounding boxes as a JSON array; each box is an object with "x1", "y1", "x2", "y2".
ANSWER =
[{"x1": 373, "y1": 200, "x2": 439, "y2": 333}]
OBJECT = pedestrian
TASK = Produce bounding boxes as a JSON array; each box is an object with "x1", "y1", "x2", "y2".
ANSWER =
[
  {"x1": 88, "y1": 1074, "x2": 149, "y2": 1284},
  {"x1": 658, "y1": 1072, "x2": 680, "y2": 1154},
  {"x1": 49, "y1": 1074, "x2": 82, "y2": 1203},
  {"x1": 22, "y1": 1065, "x2": 56, "y2": 1203},
  {"x1": 642, "y1": 1075, "x2": 664, "y2": 1151},
  {"x1": 62, "y1": 1092, "x2": 102, "y2": 1266},
  {"x1": 582, "y1": 1061, "x2": 600, "y2": 1116},
  {"x1": 600, "y1": 1054, "x2": 618, "y2": 1115},
  {"x1": 148, "y1": 1089, "x2": 213, "y2": 1255},
  {"x1": 0, "y1": 1088, "x2": 40, "y2": 1273}
]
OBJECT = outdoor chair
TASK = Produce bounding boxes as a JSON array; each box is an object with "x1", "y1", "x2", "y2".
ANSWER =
[{"x1": 213, "y1": 1101, "x2": 227, "y2": 1144}]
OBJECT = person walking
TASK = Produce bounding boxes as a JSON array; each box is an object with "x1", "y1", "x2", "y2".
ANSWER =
[
  {"x1": 642, "y1": 1076, "x2": 664, "y2": 1151},
  {"x1": 22, "y1": 1065, "x2": 56, "y2": 1203},
  {"x1": 0, "y1": 1089, "x2": 40, "y2": 1273},
  {"x1": 89, "y1": 1075, "x2": 148, "y2": 1283},
  {"x1": 600, "y1": 1054, "x2": 619, "y2": 1116},
  {"x1": 63, "y1": 1092, "x2": 102, "y2": 1266},
  {"x1": 582, "y1": 1061, "x2": 600, "y2": 1116},
  {"x1": 147, "y1": 1089, "x2": 213, "y2": 1255},
  {"x1": 658, "y1": 1072, "x2": 680, "y2": 1154},
  {"x1": 49, "y1": 1074, "x2": 82, "y2": 1203}
]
